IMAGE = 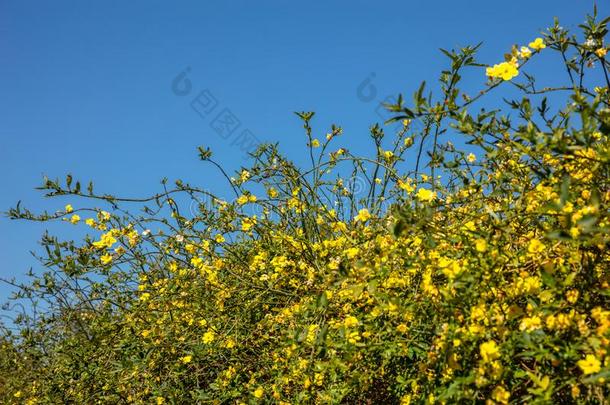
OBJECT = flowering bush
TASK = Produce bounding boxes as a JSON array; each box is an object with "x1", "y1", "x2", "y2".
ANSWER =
[{"x1": 2, "y1": 11, "x2": 610, "y2": 404}]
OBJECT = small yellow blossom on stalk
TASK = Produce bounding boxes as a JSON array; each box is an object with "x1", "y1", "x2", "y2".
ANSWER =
[
  {"x1": 85, "y1": 218, "x2": 95, "y2": 227},
  {"x1": 64, "y1": 204, "x2": 73, "y2": 213},
  {"x1": 180, "y1": 355, "x2": 192, "y2": 364},
  {"x1": 566, "y1": 290, "x2": 579, "y2": 304},
  {"x1": 595, "y1": 48, "x2": 607, "y2": 58},
  {"x1": 398, "y1": 179, "x2": 415, "y2": 193},
  {"x1": 345, "y1": 247, "x2": 359, "y2": 259},
  {"x1": 140, "y1": 292, "x2": 151, "y2": 302},
  {"x1": 344, "y1": 316, "x2": 359, "y2": 328},
  {"x1": 236, "y1": 195, "x2": 249, "y2": 205},
  {"x1": 404, "y1": 136, "x2": 414, "y2": 147},
  {"x1": 241, "y1": 217, "x2": 257, "y2": 232},
  {"x1": 267, "y1": 187, "x2": 278, "y2": 198},
  {"x1": 475, "y1": 239, "x2": 487, "y2": 252},
  {"x1": 527, "y1": 239, "x2": 545, "y2": 254},
  {"x1": 253, "y1": 387, "x2": 264, "y2": 398},
  {"x1": 416, "y1": 188, "x2": 437, "y2": 202},
  {"x1": 100, "y1": 253, "x2": 113, "y2": 265},
  {"x1": 214, "y1": 234, "x2": 225, "y2": 243},
  {"x1": 156, "y1": 397, "x2": 165, "y2": 405},
  {"x1": 529, "y1": 37, "x2": 546, "y2": 51},
  {"x1": 383, "y1": 150, "x2": 394, "y2": 160},
  {"x1": 577, "y1": 354, "x2": 601, "y2": 375},
  {"x1": 92, "y1": 232, "x2": 117, "y2": 249},
  {"x1": 519, "y1": 315, "x2": 542, "y2": 331},
  {"x1": 480, "y1": 340, "x2": 500, "y2": 362},
  {"x1": 486, "y1": 61, "x2": 519, "y2": 81},
  {"x1": 467, "y1": 153, "x2": 476, "y2": 163},
  {"x1": 491, "y1": 386, "x2": 510, "y2": 404},
  {"x1": 463, "y1": 221, "x2": 476, "y2": 232},
  {"x1": 202, "y1": 330, "x2": 215, "y2": 344},
  {"x1": 311, "y1": 138, "x2": 320, "y2": 148},
  {"x1": 519, "y1": 46, "x2": 532, "y2": 59},
  {"x1": 69, "y1": 214, "x2": 80, "y2": 224},
  {"x1": 397, "y1": 323, "x2": 408, "y2": 333},
  {"x1": 354, "y1": 208, "x2": 371, "y2": 223}
]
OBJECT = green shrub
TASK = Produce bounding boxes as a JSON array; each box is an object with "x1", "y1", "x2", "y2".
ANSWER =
[{"x1": 2, "y1": 11, "x2": 610, "y2": 404}]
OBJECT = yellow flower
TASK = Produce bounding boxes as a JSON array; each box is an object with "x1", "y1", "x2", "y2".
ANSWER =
[
  {"x1": 98, "y1": 210, "x2": 111, "y2": 221},
  {"x1": 180, "y1": 355, "x2": 192, "y2": 364},
  {"x1": 65, "y1": 204, "x2": 73, "y2": 213},
  {"x1": 92, "y1": 232, "x2": 117, "y2": 249},
  {"x1": 140, "y1": 292, "x2": 151, "y2": 301},
  {"x1": 267, "y1": 187, "x2": 278, "y2": 198},
  {"x1": 486, "y1": 61, "x2": 519, "y2": 81},
  {"x1": 241, "y1": 217, "x2": 257, "y2": 232},
  {"x1": 595, "y1": 48, "x2": 607, "y2": 58},
  {"x1": 519, "y1": 315, "x2": 542, "y2": 331},
  {"x1": 527, "y1": 239, "x2": 545, "y2": 254},
  {"x1": 345, "y1": 247, "x2": 359, "y2": 259},
  {"x1": 311, "y1": 138, "x2": 320, "y2": 148},
  {"x1": 529, "y1": 37, "x2": 546, "y2": 51},
  {"x1": 475, "y1": 239, "x2": 487, "y2": 252},
  {"x1": 480, "y1": 340, "x2": 500, "y2": 362},
  {"x1": 519, "y1": 46, "x2": 532, "y2": 59},
  {"x1": 253, "y1": 387, "x2": 264, "y2": 398},
  {"x1": 383, "y1": 150, "x2": 395, "y2": 160},
  {"x1": 156, "y1": 397, "x2": 165, "y2": 405},
  {"x1": 100, "y1": 253, "x2": 113, "y2": 265},
  {"x1": 566, "y1": 290, "x2": 579, "y2": 304},
  {"x1": 69, "y1": 214, "x2": 80, "y2": 224},
  {"x1": 398, "y1": 179, "x2": 415, "y2": 193},
  {"x1": 215, "y1": 234, "x2": 225, "y2": 243},
  {"x1": 85, "y1": 218, "x2": 96, "y2": 227},
  {"x1": 14, "y1": 391, "x2": 22, "y2": 398},
  {"x1": 236, "y1": 195, "x2": 249, "y2": 205},
  {"x1": 569, "y1": 227, "x2": 580, "y2": 238},
  {"x1": 202, "y1": 330, "x2": 215, "y2": 344},
  {"x1": 491, "y1": 386, "x2": 510, "y2": 404},
  {"x1": 571, "y1": 385, "x2": 581, "y2": 398},
  {"x1": 344, "y1": 316, "x2": 359, "y2": 328},
  {"x1": 577, "y1": 354, "x2": 601, "y2": 375},
  {"x1": 397, "y1": 323, "x2": 408, "y2": 333},
  {"x1": 463, "y1": 221, "x2": 476, "y2": 232},
  {"x1": 467, "y1": 153, "x2": 476, "y2": 163},
  {"x1": 416, "y1": 188, "x2": 437, "y2": 202},
  {"x1": 400, "y1": 394, "x2": 412, "y2": 405},
  {"x1": 354, "y1": 208, "x2": 371, "y2": 223},
  {"x1": 404, "y1": 136, "x2": 414, "y2": 147}
]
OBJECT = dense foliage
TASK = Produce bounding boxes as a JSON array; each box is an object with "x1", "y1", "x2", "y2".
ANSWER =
[{"x1": 2, "y1": 12, "x2": 610, "y2": 404}]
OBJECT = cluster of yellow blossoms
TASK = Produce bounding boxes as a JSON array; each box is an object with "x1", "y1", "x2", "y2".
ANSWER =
[{"x1": 486, "y1": 37, "x2": 546, "y2": 81}]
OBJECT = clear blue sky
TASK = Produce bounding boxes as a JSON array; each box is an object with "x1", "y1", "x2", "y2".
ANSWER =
[{"x1": 1, "y1": 1, "x2": 607, "y2": 304}]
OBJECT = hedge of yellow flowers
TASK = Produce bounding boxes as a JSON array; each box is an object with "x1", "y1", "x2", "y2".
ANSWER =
[{"x1": 2, "y1": 12, "x2": 610, "y2": 404}]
